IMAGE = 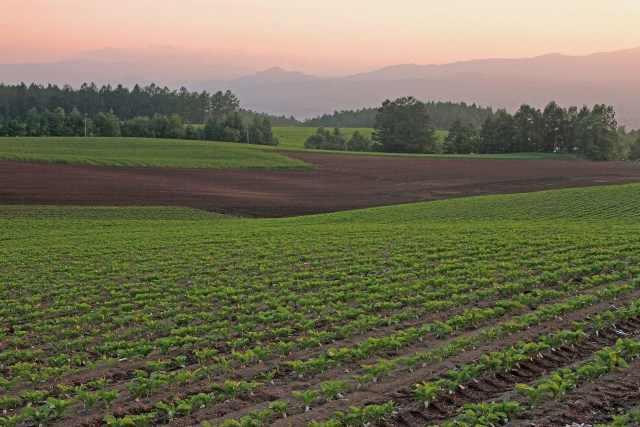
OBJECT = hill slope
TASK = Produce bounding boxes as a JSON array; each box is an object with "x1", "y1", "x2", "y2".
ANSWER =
[{"x1": 2, "y1": 184, "x2": 640, "y2": 425}]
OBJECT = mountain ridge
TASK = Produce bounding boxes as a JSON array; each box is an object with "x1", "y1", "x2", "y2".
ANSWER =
[{"x1": 1, "y1": 47, "x2": 640, "y2": 127}]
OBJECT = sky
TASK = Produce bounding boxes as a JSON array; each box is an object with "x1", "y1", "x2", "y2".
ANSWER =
[{"x1": 2, "y1": 0, "x2": 640, "y2": 76}]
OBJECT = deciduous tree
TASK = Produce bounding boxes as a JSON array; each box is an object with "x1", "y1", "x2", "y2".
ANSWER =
[{"x1": 373, "y1": 96, "x2": 436, "y2": 153}]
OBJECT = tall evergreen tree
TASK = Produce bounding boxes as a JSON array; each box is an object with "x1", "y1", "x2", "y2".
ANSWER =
[
  {"x1": 512, "y1": 104, "x2": 542, "y2": 152},
  {"x1": 443, "y1": 119, "x2": 476, "y2": 154}
]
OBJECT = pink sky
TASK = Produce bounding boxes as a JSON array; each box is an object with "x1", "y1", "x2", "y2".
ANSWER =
[{"x1": 2, "y1": 0, "x2": 640, "y2": 75}]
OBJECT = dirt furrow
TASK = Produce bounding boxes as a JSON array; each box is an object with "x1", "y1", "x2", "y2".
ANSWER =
[{"x1": 2, "y1": 155, "x2": 640, "y2": 217}]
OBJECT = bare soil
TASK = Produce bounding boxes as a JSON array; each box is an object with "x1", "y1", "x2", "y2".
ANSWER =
[{"x1": 2, "y1": 153, "x2": 640, "y2": 217}]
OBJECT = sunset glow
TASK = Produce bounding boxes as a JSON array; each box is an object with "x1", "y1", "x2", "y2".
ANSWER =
[{"x1": 2, "y1": 0, "x2": 640, "y2": 75}]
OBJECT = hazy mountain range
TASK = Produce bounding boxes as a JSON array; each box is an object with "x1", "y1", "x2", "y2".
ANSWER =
[{"x1": 2, "y1": 47, "x2": 640, "y2": 127}]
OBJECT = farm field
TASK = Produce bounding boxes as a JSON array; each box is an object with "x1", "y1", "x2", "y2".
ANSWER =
[
  {"x1": 0, "y1": 135, "x2": 566, "y2": 174},
  {"x1": 0, "y1": 137, "x2": 309, "y2": 169},
  {"x1": 1, "y1": 149, "x2": 639, "y2": 216},
  {"x1": 1, "y1": 183, "x2": 640, "y2": 427}
]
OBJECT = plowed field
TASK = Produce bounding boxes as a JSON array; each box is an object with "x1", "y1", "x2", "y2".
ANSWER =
[{"x1": 2, "y1": 153, "x2": 640, "y2": 216}]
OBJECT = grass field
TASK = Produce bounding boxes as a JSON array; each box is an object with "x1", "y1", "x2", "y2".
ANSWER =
[
  {"x1": 0, "y1": 137, "x2": 309, "y2": 169},
  {"x1": 0, "y1": 134, "x2": 578, "y2": 170},
  {"x1": 1, "y1": 183, "x2": 640, "y2": 426}
]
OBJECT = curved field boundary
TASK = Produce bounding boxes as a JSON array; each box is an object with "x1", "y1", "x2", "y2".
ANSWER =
[
  {"x1": 0, "y1": 137, "x2": 310, "y2": 169},
  {"x1": 2, "y1": 151, "x2": 640, "y2": 217}
]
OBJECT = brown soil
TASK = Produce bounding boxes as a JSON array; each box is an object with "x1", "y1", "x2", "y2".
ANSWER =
[
  {"x1": 506, "y1": 357, "x2": 640, "y2": 426},
  {"x1": 2, "y1": 153, "x2": 640, "y2": 217}
]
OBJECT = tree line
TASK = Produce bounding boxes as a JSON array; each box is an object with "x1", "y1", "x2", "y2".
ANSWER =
[
  {"x1": 304, "y1": 101, "x2": 640, "y2": 161},
  {"x1": 307, "y1": 97, "x2": 639, "y2": 161},
  {"x1": 302, "y1": 102, "x2": 494, "y2": 130},
  {"x1": 305, "y1": 97, "x2": 437, "y2": 153},
  {"x1": 0, "y1": 102, "x2": 277, "y2": 145},
  {"x1": 624, "y1": 129, "x2": 640, "y2": 161},
  {"x1": 0, "y1": 83, "x2": 245, "y2": 123},
  {"x1": 0, "y1": 83, "x2": 493, "y2": 130},
  {"x1": 1, "y1": 82, "x2": 638, "y2": 160},
  {"x1": 304, "y1": 128, "x2": 372, "y2": 151},
  {"x1": 443, "y1": 102, "x2": 623, "y2": 160}
]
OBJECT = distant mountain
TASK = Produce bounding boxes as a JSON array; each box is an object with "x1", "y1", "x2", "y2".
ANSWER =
[
  {"x1": 203, "y1": 73, "x2": 631, "y2": 117},
  {"x1": 2, "y1": 47, "x2": 640, "y2": 127},
  {"x1": 0, "y1": 46, "x2": 266, "y2": 87},
  {"x1": 343, "y1": 47, "x2": 640, "y2": 83},
  {"x1": 229, "y1": 67, "x2": 318, "y2": 85},
  {"x1": 197, "y1": 48, "x2": 640, "y2": 128},
  {"x1": 0, "y1": 59, "x2": 251, "y2": 88}
]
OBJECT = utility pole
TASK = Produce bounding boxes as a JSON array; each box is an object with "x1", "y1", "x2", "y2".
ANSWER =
[
  {"x1": 84, "y1": 113, "x2": 88, "y2": 137},
  {"x1": 246, "y1": 129, "x2": 250, "y2": 143}
]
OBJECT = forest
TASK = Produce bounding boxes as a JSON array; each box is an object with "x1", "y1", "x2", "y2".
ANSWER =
[{"x1": 444, "y1": 102, "x2": 639, "y2": 161}]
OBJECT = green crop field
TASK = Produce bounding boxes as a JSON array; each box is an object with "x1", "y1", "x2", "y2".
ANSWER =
[
  {"x1": 2, "y1": 183, "x2": 640, "y2": 426},
  {"x1": 0, "y1": 135, "x2": 575, "y2": 172},
  {"x1": 0, "y1": 137, "x2": 309, "y2": 169}
]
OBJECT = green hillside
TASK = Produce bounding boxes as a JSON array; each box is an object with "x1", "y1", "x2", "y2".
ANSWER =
[
  {"x1": 1, "y1": 183, "x2": 639, "y2": 426},
  {"x1": 0, "y1": 137, "x2": 309, "y2": 169}
]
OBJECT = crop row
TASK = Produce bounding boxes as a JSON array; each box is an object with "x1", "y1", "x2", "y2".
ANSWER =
[
  {"x1": 297, "y1": 288, "x2": 640, "y2": 426},
  {"x1": 3, "y1": 245, "x2": 628, "y2": 401},
  {"x1": 428, "y1": 336, "x2": 640, "y2": 427},
  {"x1": 205, "y1": 282, "x2": 640, "y2": 426},
  {"x1": 3, "y1": 276, "x2": 631, "y2": 427}
]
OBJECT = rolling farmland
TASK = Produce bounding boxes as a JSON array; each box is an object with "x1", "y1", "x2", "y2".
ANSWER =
[
  {"x1": 2, "y1": 137, "x2": 640, "y2": 217},
  {"x1": 4, "y1": 4, "x2": 640, "y2": 427},
  {"x1": 2, "y1": 183, "x2": 640, "y2": 426},
  {"x1": 0, "y1": 137, "x2": 309, "y2": 169}
]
